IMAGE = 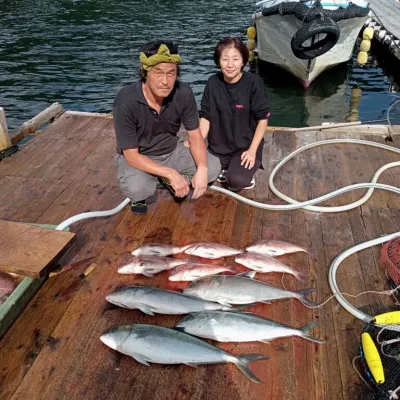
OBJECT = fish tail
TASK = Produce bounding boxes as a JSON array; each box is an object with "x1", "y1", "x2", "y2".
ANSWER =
[
  {"x1": 300, "y1": 322, "x2": 326, "y2": 343},
  {"x1": 294, "y1": 271, "x2": 308, "y2": 282},
  {"x1": 234, "y1": 354, "x2": 268, "y2": 383},
  {"x1": 296, "y1": 288, "x2": 320, "y2": 307}
]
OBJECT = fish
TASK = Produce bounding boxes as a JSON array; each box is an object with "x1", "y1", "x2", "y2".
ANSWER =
[
  {"x1": 0, "y1": 272, "x2": 17, "y2": 306},
  {"x1": 118, "y1": 256, "x2": 189, "y2": 276},
  {"x1": 100, "y1": 324, "x2": 268, "y2": 383},
  {"x1": 175, "y1": 311, "x2": 325, "y2": 344},
  {"x1": 184, "y1": 242, "x2": 244, "y2": 259},
  {"x1": 246, "y1": 240, "x2": 315, "y2": 258},
  {"x1": 235, "y1": 252, "x2": 306, "y2": 281},
  {"x1": 132, "y1": 243, "x2": 191, "y2": 257},
  {"x1": 105, "y1": 286, "x2": 242, "y2": 315},
  {"x1": 183, "y1": 273, "x2": 319, "y2": 307},
  {"x1": 169, "y1": 263, "x2": 239, "y2": 281}
]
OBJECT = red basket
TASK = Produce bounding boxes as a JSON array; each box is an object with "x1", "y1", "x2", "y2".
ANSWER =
[{"x1": 380, "y1": 238, "x2": 400, "y2": 287}]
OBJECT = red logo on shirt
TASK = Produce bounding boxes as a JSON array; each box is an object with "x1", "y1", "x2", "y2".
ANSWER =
[{"x1": 236, "y1": 104, "x2": 244, "y2": 109}]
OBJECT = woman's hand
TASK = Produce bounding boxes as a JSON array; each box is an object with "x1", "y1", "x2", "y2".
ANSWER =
[{"x1": 241, "y1": 150, "x2": 256, "y2": 169}]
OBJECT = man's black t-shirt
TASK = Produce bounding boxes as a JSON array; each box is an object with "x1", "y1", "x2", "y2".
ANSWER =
[
  {"x1": 199, "y1": 71, "x2": 270, "y2": 160},
  {"x1": 113, "y1": 80, "x2": 199, "y2": 156}
]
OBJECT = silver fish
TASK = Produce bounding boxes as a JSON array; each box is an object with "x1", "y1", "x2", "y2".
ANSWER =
[
  {"x1": 100, "y1": 324, "x2": 268, "y2": 383},
  {"x1": 176, "y1": 311, "x2": 325, "y2": 344},
  {"x1": 105, "y1": 286, "x2": 239, "y2": 315},
  {"x1": 118, "y1": 256, "x2": 188, "y2": 276},
  {"x1": 183, "y1": 273, "x2": 318, "y2": 307},
  {"x1": 184, "y1": 242, "x2": 244, "y2": 259},
  {"x1": 169, "y1": 263, "x2": 239, "y2": 281},
  {"x1": 132, "y1": 243, "x2": 190, "y2": 257},
  {"x1": 246, "y1": 240, "x2": 315, "y2": 257},
  {"x1": 235, "y1": 252, "x2": 306, "y2": 281}
]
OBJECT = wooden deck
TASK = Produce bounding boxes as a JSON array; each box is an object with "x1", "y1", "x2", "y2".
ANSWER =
[
  {"x1": 368, "y1": 0, "x2": 400, "y2": 60},
  {"x1": 0, "y1": 112, "x2": 399, "y2": 400},
  {"x1": 369, "y1": 0, "x2": 400, "y2": 39}
]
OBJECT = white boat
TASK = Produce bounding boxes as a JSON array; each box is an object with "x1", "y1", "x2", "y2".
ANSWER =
[{"x1": 252, "y1": 0, "x2": 370, "y2": 88}]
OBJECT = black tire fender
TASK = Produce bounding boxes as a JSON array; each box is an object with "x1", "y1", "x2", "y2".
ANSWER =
[{"x1": 291, "y1": 17, "x2": 340, "y2": 60}]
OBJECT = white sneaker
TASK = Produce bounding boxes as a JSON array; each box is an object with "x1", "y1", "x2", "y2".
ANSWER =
[
  {"x1": 243, "y1": 177, "x2": 255, "y2": 190},
  {"x1": 217, "y1": 169, "x2": 227, "y2": 183}
]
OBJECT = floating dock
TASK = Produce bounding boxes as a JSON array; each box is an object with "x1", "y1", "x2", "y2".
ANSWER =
[
  {"x1": 0, "y1": 108, "x2": 399, "y2": 399},
  {"x1": 365, "y1": 0, "x2": 400, "y2": 61}
]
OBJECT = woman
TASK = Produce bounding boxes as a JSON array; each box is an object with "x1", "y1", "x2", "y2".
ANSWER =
[{"x1": 199, "y1": 37, "x2": 270, "y2": 190}]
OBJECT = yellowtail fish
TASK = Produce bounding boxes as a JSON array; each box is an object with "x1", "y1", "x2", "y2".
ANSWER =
[
  {"x1": 118, "y1": 256, "x2": 188, "y2": 276},
  {"x1": 184, "y1": 242, "x2": 244, "y2": 259},
  {"x1": 246, "y1": 240, "x2": 315, "y2": 257},
  {"x1": 169, "y1": 263, "x2": 239, "y2": 281},
  {"x1": 176, "y1": 311, "x2": 325, "y2": 344},
  {"x1": 105, "y1": 286, "x2": 241, "y2": 314},
  {"x1": 183, "y1": 273, "x2": 319, "y2": 307},
  {"x1": 235, "y1": 252, "x2": 307, "y2": 281},
  {"x1": 100, "y1": 324, "x2": 268, "y2": 383},
  {"x1": 132, "y1": 243, "x2": 191, "y2": 257}
]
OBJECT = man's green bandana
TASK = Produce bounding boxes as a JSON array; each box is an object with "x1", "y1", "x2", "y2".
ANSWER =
[{"x1": 139, "y1": 44, "x2": 181, "y2": 71}]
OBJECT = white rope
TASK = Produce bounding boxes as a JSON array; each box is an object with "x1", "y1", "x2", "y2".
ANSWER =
[{"x1": 389, "y1": 387, "x2": 400, "y2": 399}]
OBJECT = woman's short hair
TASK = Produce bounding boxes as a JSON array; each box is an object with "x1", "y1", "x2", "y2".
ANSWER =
[
  {"x1": 138, "y1": 39, "x2": 181, "y2": 81},
  {"x1": 213, "y1": 37, "x2": 249, "y2": 70}
]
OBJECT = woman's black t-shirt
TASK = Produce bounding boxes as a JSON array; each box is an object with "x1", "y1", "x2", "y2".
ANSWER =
[{"x1": 199, "y1": 71, "x2": 270, "y2": 161}]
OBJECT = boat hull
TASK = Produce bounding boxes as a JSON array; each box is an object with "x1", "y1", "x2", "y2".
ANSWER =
[{"x1": 255, "y1": 14, "x2": 368, "y2": 88}]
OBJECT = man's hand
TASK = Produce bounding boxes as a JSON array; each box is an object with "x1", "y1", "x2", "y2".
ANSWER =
[
  {"x1": 241, "y1": 150, "x2": 256, "y2": 169},
  {"x1": 168, "y1": 170, "x2": 190, "y2": 198},
  {"x1": 191, "y1": 166, "x2": 208, "y2": 199}
]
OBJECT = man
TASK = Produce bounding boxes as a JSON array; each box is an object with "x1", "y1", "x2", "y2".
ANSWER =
[{"x1": 113, "y1": 39, "x2": 221, "y2": 214}]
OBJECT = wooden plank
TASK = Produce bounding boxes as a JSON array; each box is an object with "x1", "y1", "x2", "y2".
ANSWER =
[
  {"x1": 290, "y1": 131, "x2": 321, "y2": 400},
  {"x1": 9, "y1": 103, "x2": 64, "y2": 144},
  {"x1": 0, "y1": 220, "x2": 75, "y2": 277}
]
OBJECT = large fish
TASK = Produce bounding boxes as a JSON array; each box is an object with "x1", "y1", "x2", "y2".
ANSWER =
[
  {"x1": 105, "y1": 286, "x2": 241, "y2": 315},
  {"x1": 183, "y1": 273, "x2": 319, "y2": 307},
  {"x1": 132, "y1": 243, "x2": 190, "y2": 257},
  {"x1": 0, "y1": 272, "x2": 17, "y2": 306},
  {"x1": 176, "y1": 311, "x2": 325, "y2": 344},
  {"x1": 118, "y1": 256, "x2": 188, "y2": 276},
  {"x1": 184, "y1": 242, "x2": 244, "y2": 259},
  {"x1": 169, "y1": 263, "x2": 239, "y2": 281},
  {"x1": 246, "y1": 240, "x2": 315, "y2": 257},
  {"x1": 100, "y1": 324, "x2": 268, "y2": 383},
  {"x1": 235, "y1": 252, "x2": 306, "y2": 281}
]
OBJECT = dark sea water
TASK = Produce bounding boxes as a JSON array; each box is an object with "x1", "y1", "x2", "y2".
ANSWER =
[{"x1": 1, "y1": 0, "x2": 399, "y2": 130}]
